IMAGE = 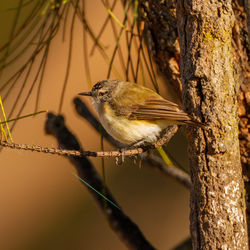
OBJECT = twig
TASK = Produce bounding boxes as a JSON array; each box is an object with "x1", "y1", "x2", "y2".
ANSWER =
[
  {"x1": 0, "y1": 113, "x2": 177, "y2": 158},
  {"x1": 0, "y1": 140, "x2": 141, "y2": 157},
  {"x1": 44, "y1": 112, "x2": 156, "y2": 250}
]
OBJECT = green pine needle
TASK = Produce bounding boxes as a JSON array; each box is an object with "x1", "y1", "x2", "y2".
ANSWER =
[{"x1": 74, "y1": 173, "x2": 121, "y2": 210}]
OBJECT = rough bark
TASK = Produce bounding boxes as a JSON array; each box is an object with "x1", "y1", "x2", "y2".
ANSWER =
[
  {"x1": 138, "y1": 0, "x2": 182, "y2": 98},
  {"x1": 232, "y1": 0, "x2": 250, "y2": 241},
  {"x1": 176, "y1": 1, "x2": 248, "y2": 249}
]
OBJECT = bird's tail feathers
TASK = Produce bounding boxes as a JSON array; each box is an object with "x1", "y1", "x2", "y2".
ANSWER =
[{"x1": 184, "y1": 120, "x2": 206, "y2": 129}]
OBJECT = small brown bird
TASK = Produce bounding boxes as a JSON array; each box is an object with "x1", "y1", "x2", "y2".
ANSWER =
[{"x1": 79, "y1": 79, "x2": 203, "y2": 146}]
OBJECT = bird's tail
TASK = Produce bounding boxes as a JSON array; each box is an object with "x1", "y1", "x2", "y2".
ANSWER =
[{"x1": 184, "y1": 120, "x2": 206, "y2": 129}]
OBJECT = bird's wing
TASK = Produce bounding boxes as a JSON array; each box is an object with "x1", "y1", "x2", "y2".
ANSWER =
[
  {"x1": 111, "y1": 82, "x2": 191, "y2": 122},
  {"x1": 129, "y1": 99, "x2": 191, "y2": 121},
  {"x1": 117, "y1": 98, "x2": 192, "y2": 121}
]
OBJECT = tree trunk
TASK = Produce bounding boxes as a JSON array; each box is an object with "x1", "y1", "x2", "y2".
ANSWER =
[
  {"x1": 232, "y1": 0, "x2": 250, "y2": 243},
  {"x1": 176, "y1": 0, "x2": 248, "y2": 249}
]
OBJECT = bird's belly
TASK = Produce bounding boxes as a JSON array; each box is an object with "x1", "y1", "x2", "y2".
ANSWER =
[{"x1": 98, "y1": 104, "x2": 168, "y2": 145}]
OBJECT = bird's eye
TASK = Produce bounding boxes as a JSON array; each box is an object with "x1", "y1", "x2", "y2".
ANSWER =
[{"x1": 98, "y1": 92, "x2": 105, "y2": 96}]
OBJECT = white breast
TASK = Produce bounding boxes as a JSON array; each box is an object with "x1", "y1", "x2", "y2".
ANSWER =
[{"x1": 92, "y1": 100, "x2": 168, "y2": 145}]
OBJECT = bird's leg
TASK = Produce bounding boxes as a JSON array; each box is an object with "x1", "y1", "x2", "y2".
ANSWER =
[
  {"x1": 116, "y1": 140, "x2": 140, "y2": 165},
  {"x1": 117, "y1": 138, "x2": 151, "y2": 165}
]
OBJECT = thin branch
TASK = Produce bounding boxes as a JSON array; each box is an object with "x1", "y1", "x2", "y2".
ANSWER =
[
  {"x1": 0, "y1": 140, "x2": 139, "y2": 157},
  {"x1": 0, "y1": 113, "x2": 177, "y2": 158}
]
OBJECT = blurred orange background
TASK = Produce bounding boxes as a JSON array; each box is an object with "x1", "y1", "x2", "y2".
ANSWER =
[{"x1": 0, "y1": 1, "x2": 190, "y2": 249}]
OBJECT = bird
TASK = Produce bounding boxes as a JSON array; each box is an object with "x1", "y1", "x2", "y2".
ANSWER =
[{"x1": 79, "y1": 79, "x2": 204, "y2": 147}]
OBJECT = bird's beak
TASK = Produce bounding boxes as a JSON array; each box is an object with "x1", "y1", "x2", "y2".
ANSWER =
[{"x1": 78, "y1": 91, "x2": 92, "y2": 96}]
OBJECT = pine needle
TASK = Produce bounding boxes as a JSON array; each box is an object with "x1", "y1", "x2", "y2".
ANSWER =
[
  {"x1": 74, "y1": 173, "x2": 120, "y2": 210},
  {"x1": 156, "y1": 146, "x2": 173, "y2": 166},
  {"x1": 0, "y1": 96, "x2": 13, "y2": 142}
]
